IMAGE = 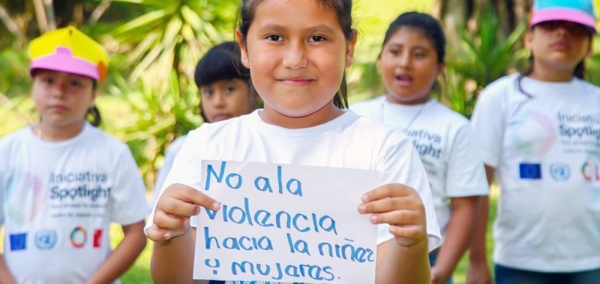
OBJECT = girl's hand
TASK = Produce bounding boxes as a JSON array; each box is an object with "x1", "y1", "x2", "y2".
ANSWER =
[
  {"x1": 358, "y1": 183, "x2": 427, "y2": 248},
  {"x1": 146, "y1": 183, "x2": 220, "y2": 243}
]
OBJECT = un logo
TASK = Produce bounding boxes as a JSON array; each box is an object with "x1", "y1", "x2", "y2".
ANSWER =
[
  {"x1": 35, "y1": 229, "x2": 57, "y2": 250},
  {"x1": 550, "y1": 163, "x2": 571, "y2": 181}
]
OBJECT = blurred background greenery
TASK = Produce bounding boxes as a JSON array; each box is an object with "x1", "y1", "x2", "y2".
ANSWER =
[{"x1": 1, "y1": 0, "x2": 600, "y2": 283}]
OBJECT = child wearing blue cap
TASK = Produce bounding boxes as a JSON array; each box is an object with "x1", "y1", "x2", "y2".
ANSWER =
[
  {"x1": 0, "y1": 27, "x2": 149, "y2": 283},
  {"x1": 468, "y1": 0, "x2": 600, "y2": 283}
]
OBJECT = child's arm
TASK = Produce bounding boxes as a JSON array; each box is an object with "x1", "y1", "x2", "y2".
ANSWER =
[
  {"x1": 430, "y1": 196, "x2": 479, "y2": 284},
  {"x1": 86, "y1": 220, "x2": 147, "y2": 284},
  {"x1": 360, "y1": 183, "x2": 430, "y2": 284},
  {"x1": 467, "y1": 165, "x2": 495, "y2": 284},
  {"x1": 0, "y1": 255, "x2": 16, "y2": 284},
  {"x1": 147, "y1": 183, "x2": 220, "y2": 284}
]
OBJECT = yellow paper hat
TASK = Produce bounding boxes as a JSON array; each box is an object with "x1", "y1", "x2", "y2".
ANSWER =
[{"x1": 28, "y1": 26, "x2": 108, "y2": 82}]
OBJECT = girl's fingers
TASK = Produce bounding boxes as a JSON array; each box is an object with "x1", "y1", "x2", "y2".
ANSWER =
[
  {"x1": 146, "y1": 225, "x2": 171, "y2": 242},
  {"x1": 388, "y1": 224, "x2": 427, "y2": 247},
  {"x1": 169, "y1": 183, "x2": 221, "y2": 211},
  {"x1": 158, "y1": 195, "x2": 201, "y2": 218},
  {"x1": 358, "y1": 196, "x2": 419, "y2": 214},
  {"x1": 368, "y1": 209, "x2": 420, "y2": 226},
  {"x1": 153, "y1": 209, "x2": 191, "y2": 231},
  {"x1": 362, "y1": 183, "x2": 416, "y2": 203}
]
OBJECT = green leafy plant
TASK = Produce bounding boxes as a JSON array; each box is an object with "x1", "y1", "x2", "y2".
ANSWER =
[
  {"x1": 443, "y1": 8, "x2": 528, "y2": 117},
  {"x1": 107, "y1": 72, "x2": 202, "y2": 188},
  {"x1": 109, "y1": 0, "x2": 237, "y2": 86}
]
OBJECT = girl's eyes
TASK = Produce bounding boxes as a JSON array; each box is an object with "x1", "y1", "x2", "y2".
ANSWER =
[
  {"x1": 42, "y1": 77, "x2": 54, "y2": 84},
  {"x1": 202, "y1": 89, "x2": 213, "y2": 96},
  {"x1": 266, "y1": 35, "x2": 282, "y2": 42},
  {"x1": 265, "y1": 35, "x2": 327, "y2": 42},
  {"x1": 225, "y1": 86, "x2": 235, "y2": 93},
  {"x1": 414, "y1": 51, "x2": 425, "y2": 58},
  {"x1": 308, "y1": 36, "x2": 326, "y2": 42}
]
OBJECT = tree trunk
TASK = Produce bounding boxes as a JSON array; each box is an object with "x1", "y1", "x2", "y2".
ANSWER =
[
  {"x1": 32, "y1": 0, "x2": 48, "y2": 32},
  {"x1": 42, "y1": 0, "x2": 56, "y2": 30}
]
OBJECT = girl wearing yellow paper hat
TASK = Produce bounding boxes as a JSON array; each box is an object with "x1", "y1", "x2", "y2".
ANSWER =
[
  {"x1": 0, "y1": 26, "x2": 149, "y2": 283},
  {"x1": 469, "y1": 0, "x2": 600, "y2": 283}
]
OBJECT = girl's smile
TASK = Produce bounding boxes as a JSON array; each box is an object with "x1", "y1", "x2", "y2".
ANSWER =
[{"x1": 238, "y1": 0, "x2": 357, "y2": 128}]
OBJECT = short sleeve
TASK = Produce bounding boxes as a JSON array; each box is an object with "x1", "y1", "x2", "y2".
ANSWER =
[
  {"x1": 0, "y1": 141, "x2": 6, "y2": 226},
  {"x1": 471, "y1": 84, "x2": 508, "y2": 168},
  {"x1": 445, "y1": 124, "x2": 489, "y2": 197},
  {"x1": 151, "y1": 136, "x2": 187, "y2": 207},
  {"x1": 146, "y1": 127, "x2": 207, "y2": 231},
  {"x1": 110, "y1": 148, "x2": 150, "y2": 225},
  {"x1": 378, "y1": 133, "x2": 442, "y2": 252}
]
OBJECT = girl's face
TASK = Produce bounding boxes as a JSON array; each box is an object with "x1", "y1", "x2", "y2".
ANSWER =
[
  {"x1": 380, "y1": 27, "x2": 443, "y2": 105},
  {"x1": 526, "y1": 21, "x2": 592, "y2": 72},
  {"x1": 238, "y1": 0, "x2": 356, "y2": 128},
  {"x1": 200, "y1": 78, "x2": 252, "y2": 122},
  {"x1": 32, "y1": 70, "x2": 96, "y2": 129}
]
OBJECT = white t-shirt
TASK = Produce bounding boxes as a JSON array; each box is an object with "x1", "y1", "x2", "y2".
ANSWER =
[
  {"x1": 471, "y1": 73, "x2": 600, "y2": 272},
  {"x1": 151, "y1": 135, "x2": 187, "y2": 207},
  {"x1": 0, "y1": 123, "x2": 150, "y2": 283},
  {"x1": 148, "y1": 110, "x2": 441, "y2": 283},
  {"x1": 351, "y1": 97, "x2": 488, "y2": 237}
]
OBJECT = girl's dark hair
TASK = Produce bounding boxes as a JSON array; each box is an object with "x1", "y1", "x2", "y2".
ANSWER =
[
  {"x1": 87, "y1": 105, "x2": 101, "y2": 127},
  {"x1": 194, "y1": 41, "x2": 250, "y2": 87},
  {"x1": 237, "y1": 0, "x2": 354, "y2": 109},
  {"x1": 194, "y1": 41, "x2": 254, "y2": 122},
  {"x1": 517, "y1": 24, "x2": 591, "y2": 97},
  {"x1": 87, "y1": 81, "x2": 101, "y2": 127},
  {"x1": 381, "y1": 11, "x2": 446, "y2": 64}
]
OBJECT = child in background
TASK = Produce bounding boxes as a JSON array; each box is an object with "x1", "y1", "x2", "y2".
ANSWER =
[
  {"x1": 151, "y1": 41, "x2": 256, "y2": 206},
  {"x1": 469, "y1": 0, "x2": 600, "y2": 283},
  {"x1": 0, "y1": 26, "x2": 149, "y2": 284},
  {"x1": 145, "y1": 0, "x2": 442, "y2": 283},
  {"x1": 351, "y1": 12, "x2": 488, "y2": 284}
]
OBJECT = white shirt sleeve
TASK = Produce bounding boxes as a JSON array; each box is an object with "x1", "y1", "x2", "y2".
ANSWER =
[
  {"x1": 110, "y1": 148, "x2": 150, "y2": 225},
  {"x1": 377, "y1": 133, "x2": 442, "y2": 252},
  {"x1": 445, "y1": 123, "x2": 489, "y2": 197},
  {"x1": 146, "y1": 128, "x2": 207, "y2": 231},
  {"x1": 151, "y1": 136, "x2": 187, "y2": 207},
  {"x1": 0, "y1": 139, "x2": 6, "y2": 227},
  {"x1": 471, "y1": 83, "x2": 508, "y2": 168}
]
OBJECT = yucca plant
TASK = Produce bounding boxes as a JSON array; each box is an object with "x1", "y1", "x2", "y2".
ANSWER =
[
  {"x1": 108, "y1": 0, "x2": 237, "y2": 87},
  {"x1": 443, "y1": 8, "x2": 528, "y2": 117},
  {"x1": 107, "y1": 72, "x2": 202, "y2": 188}
]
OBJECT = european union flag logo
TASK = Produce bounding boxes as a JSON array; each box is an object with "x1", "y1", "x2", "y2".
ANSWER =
[
  {"x1": 519, "y1": 163, "x2": 542, "y2": 179},
  {"x1": 10, "y1": 233, "x2": 27, "y2": 251}
]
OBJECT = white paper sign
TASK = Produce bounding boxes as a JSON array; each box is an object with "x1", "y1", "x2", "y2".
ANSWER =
[{"x1": 193, "y1": 160, "x2": 380, "y2": 283}]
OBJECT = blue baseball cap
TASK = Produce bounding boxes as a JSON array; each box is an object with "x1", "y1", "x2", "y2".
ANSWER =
[{"x1": 530, "y1": 0, "x2": 597, "y2": 33}]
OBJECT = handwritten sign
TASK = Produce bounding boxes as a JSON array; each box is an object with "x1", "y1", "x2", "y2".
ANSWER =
[{"x1": 193, "y1": 160, "x2": 380, "y2": 283}]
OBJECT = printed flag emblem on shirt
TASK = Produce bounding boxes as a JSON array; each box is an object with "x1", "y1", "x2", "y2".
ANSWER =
[
  {"x1": 10, "y1": 233, "x2": 27, "y2": 251},
  {"x1": 519, "y1": 163, "x2": 542, "y2": 179}
]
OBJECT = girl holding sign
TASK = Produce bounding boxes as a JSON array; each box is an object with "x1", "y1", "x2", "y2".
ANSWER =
[
  {"x1": 146, "y1": 0, "x2": 441, "y2": 283},
  {"x1": 351, "y1": 12, "x2": 488, "y2": 284},
  {"x1": 469, "y1": 0, "x2": 600, "y2": 283}
]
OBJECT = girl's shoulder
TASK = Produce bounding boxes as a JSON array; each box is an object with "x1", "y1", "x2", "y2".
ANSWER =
[
  {"x1": 83, "y1": 124, "x2": 132, "y2": 152},
  {"x1": 0, "y1": 126, "x2": 32, "y2": 150},
  {"x1": 576, "y1": 78, "x2": 600, "y2": 95},
  {"x1": 349, "y1": 95, "x2": 385, "y2": 112},
  {"x1": 480, "y1": 73, "x2": 520, "y2": 96},
  {"x1": 426, "y1": 99, "x2": 471, "y2": 127}
]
